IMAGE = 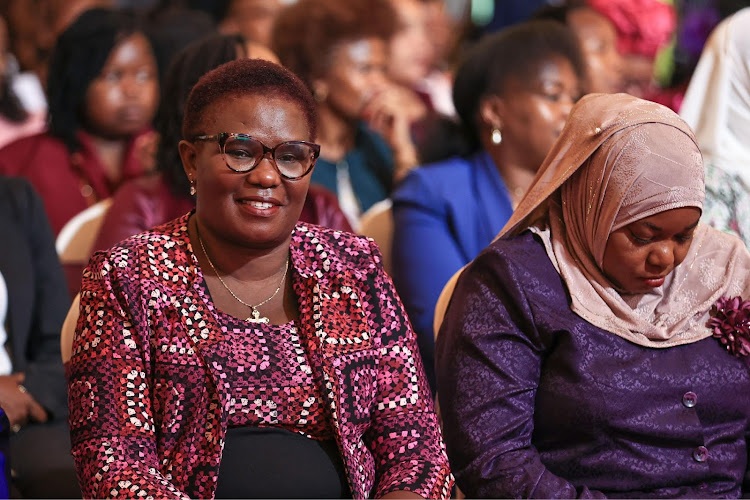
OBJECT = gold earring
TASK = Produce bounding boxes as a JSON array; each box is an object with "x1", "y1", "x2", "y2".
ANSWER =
[{"x1": 491, "y1": 128, "x2": 502, "y2": 145}]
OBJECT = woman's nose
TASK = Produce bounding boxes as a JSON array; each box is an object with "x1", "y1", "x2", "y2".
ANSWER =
[
  {"x1": 246, "y1": 155, "x2": 281, "y2": 187},
  {"x1": 120, "y1": 75, "x2": 140, "y2": 98},
  {"x1": 646, "y1": 242, "x2": 675, "y2": 270}
]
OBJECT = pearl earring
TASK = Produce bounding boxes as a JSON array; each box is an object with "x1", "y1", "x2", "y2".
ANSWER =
[
  {"x1": 491, "y1": 128, "x2": 502, "y2": 145},
  {"x1": 190, "y1": 183, "x2": 196, "y2": 196},
  {"x1": 314, "y1": 88, "x2": 327, "y2": 103}
]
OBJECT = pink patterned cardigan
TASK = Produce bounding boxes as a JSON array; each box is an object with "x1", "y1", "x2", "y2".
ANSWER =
[{"x1": 66, "y1": 215, "x2": 453, "y2": 499}]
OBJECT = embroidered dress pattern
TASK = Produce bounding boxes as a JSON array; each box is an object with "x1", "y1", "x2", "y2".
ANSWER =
[
  {"x1": 66, "y1": 214, "x2": 453, "y2": 499},
  {"x1": 201, "y1": 309, "x2": 332, "y2": 436}
]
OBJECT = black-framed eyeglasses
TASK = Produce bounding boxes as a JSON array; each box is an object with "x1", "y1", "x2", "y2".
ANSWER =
[{"x1": 192, "y1": 132, "x2": 321, "y2": 180}]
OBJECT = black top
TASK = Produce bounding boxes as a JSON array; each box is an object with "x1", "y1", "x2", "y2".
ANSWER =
[
  {"x1": 202, "y1": 287, "x2": 352, "y2": 499},
  {"x1": 215, "y1": 426, "x2": 351, "y2": 499}
]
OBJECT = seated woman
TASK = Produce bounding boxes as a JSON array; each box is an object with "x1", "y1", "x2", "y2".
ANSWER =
[
  {"x1": 391, "y1": 20, "x2": 586, "y2": 390},
  {"x1": 93, "y1": 33, "x2": 350, "y2": 253},
  {"x1": 66, "y1": 58, "x2": 452, "y2": 499},
  {"x1": 436, "y1": 93, "x2": 750, "y2": 498},
  {"x1": 680, "y1": 8, "x2": 750, "y2": 248},
  {"x1": 0, "y1": 7, "x2": 159, "y2": 236},
  {"x1": 272, "y1": 0, "x2": 420, "y2": 226}
]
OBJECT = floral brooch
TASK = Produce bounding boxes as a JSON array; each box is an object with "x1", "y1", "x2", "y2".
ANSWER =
[{"x1": 707, "y1": 296, "x2": 750, "y2": 357}]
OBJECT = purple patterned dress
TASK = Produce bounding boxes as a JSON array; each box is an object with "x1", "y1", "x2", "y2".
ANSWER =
[{"x1": 437, "y1": 232, "x2": 750, "y2": 498}]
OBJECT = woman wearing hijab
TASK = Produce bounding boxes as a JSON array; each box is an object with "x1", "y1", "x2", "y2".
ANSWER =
[
  {"x1": 680, "y1": 7, "x2": 750, "y2": 248},
  {"x1": 436, "y1": 93, "x2": 750, "y2": 498}
]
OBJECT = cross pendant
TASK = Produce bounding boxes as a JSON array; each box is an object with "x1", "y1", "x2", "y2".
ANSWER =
[{"x1": 246, "y1": 307, "x2": 270, "y2": 324}]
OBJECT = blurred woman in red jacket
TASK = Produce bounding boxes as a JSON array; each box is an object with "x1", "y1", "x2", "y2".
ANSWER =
[{"x1": 0, "y1": 8, "x2": 159, "y2": 236}]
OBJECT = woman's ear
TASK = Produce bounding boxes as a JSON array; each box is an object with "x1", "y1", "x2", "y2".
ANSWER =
[
  {"x1": 178, "y1": 139, "x2": 197, "y2": 180},
  {"x1": 478, "y1": 94, "x2": 505, "y2": 131}
]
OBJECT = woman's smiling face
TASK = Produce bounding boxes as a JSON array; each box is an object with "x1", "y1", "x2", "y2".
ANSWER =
[{"x1": 180, "y1": 93, "x2": 313, "y2": 250}]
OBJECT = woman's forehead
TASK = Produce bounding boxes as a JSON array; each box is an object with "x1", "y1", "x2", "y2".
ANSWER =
[{"x1": 198, "y1": 94, "x2": 311, "y2": 138}]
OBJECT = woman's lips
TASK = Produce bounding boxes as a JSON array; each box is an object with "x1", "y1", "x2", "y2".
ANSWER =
[
  {"x1": 247, "y1": 201, "x2": 273, "y2": 210},
  {"x1": 236, "y1": 198, "x2": 281, "y2": 217},
  {"x1": 118, "y1": 106, "x2": 146, "y2": 122},
  {"x1": 643, "y1": 276, "x2": 665, "y2": 288}
]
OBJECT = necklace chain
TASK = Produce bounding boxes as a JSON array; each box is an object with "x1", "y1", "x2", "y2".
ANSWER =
[{"x1": 196, "y1": 225, "x2": 289, "y2": 323}]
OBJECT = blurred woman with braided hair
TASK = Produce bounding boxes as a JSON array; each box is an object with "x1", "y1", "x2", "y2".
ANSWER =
[{"x1": 0, "y1": 7, "x2": 159, "y2": 236}]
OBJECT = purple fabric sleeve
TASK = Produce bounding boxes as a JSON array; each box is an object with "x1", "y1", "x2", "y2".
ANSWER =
[{"x1": 436, "y1": 234, "x2": 605, "y2": 498}]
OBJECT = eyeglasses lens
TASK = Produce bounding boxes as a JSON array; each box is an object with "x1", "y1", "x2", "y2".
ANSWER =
[{"x1": 224, "y1": 136, "x2": 315, "y2": 178}]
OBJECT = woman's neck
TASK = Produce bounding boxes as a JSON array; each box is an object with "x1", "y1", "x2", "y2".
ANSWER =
[
  {"x1": 189, "y1": 215, "x2": 297, "y2": 324},
  {"x1": 488, "y1": 145, "x2": 539, "y2": 208},
  {"x1": 316, "y1": 105, "x2": 356, "y2": 163},
  {"x1": 190, "y1": 215, "x2": 291, "y2": 284},
  {"x1": 87, "y1": 134, "x2": 128, "y2": 186}
]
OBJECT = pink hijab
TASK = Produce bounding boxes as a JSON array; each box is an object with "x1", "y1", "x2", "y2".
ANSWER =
[{"x1": 499, "y1": 93, "x2": 750, "y2": 348}]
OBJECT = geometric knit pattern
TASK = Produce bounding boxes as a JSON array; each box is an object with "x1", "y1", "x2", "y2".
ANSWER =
[
  {"x1": 66, "y1": 214, "x2": 454, "y2": 499},
  {"x1": 202, "y1": 312, "x2": 332, "y2": 437}
]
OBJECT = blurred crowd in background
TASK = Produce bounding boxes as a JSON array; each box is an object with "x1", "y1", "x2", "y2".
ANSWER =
[{"x1": 0, "y1": 0, "x2": 749, "y2": 496}]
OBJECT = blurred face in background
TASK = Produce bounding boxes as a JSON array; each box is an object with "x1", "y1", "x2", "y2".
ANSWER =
[
  {"x1": 495, "y1": 55, "x2": 580, "y2": 171},
  {"x1": 7, "y1": 0, "x2": 43, "y2": 74},
  {"x1": 314, "y1": 37, "x2": 390, "y2": 121},
  {"x1": 7, "y1": 0, "x2": 112, "y2": 84},
  {"x1": 386, "y1": 0, "x2": 434, "y2": 87},
  {"x1": 84, "y1": 33, "x2": 159, "y2": 139},
  {"x1": 568, "y1": 7, "x2": 623, "y2": 94},
  {"x1": 221, "y1": 0, "x2": 282, "y2": 47},
  {"x1": 424, "y1": 0, "x2": 456, "y2": 69}
]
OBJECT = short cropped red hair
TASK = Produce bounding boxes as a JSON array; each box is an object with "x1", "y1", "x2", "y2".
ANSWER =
[{"x1": 182, "y1": 58, "x2": 318, "y2": 141}]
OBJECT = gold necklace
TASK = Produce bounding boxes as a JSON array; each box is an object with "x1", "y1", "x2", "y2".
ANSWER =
[{"x1": 196, "y1": 225, "x2": 289, "y2": 324}]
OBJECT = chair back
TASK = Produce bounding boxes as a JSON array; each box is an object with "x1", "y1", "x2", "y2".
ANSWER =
[
  {"x1": 432, "y1": 267, "x2": 466, "y2": 499},
  {"x1": 433, "y1": 267, "x2": 464, "y2": 339},
  {"x1": 56, "y1": 199, "x2": 112, "y2": 259},
  {"x1": 55, "y1": 199, "x2": 112, "y2": 297},
  {"x1": 60, "y1": 293, "x2": 80, "y2": 364},
  {"x1": 358, "y1": 199, "x2": 393, "y2": 275}
]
